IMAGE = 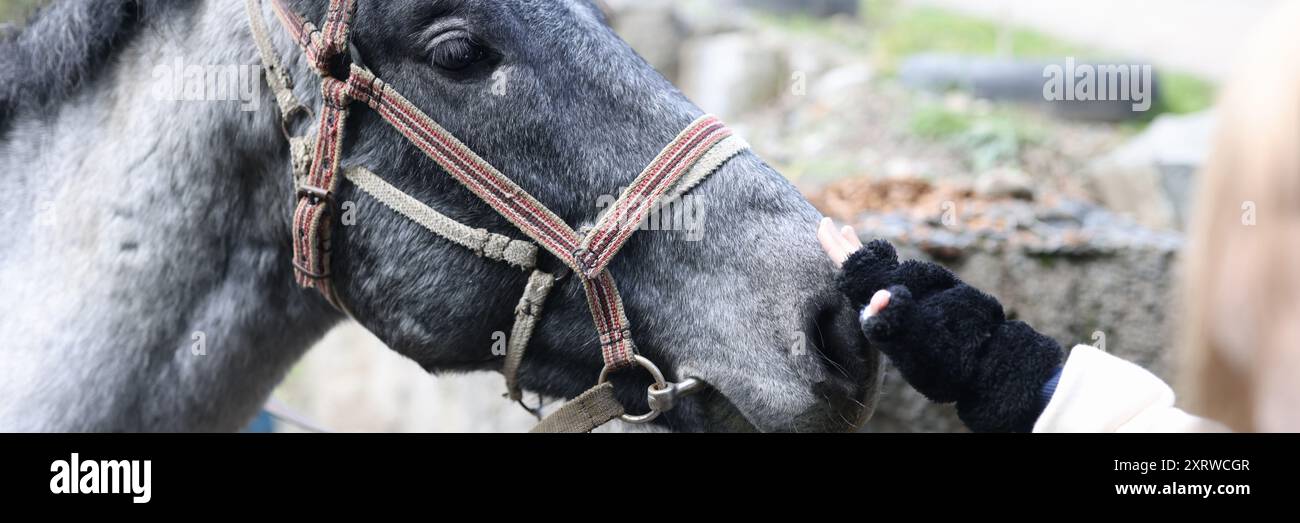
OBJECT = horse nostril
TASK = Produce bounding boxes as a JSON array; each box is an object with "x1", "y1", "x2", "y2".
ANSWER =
[{"x1": 804, "y1": 302, "x2": 865, "y2": 378}]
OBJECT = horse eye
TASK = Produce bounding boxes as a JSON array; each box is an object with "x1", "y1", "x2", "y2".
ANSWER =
[{"x1": 430, "y1": 36, "x2": 489, "y2": 71}]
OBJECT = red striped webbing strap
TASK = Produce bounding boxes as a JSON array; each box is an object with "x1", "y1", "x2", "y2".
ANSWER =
[
  {"x1": 269, "y1": 0, "x2": 355, "y2": 74},
  {"x1": 267, "y1": 0, "x2": 738, "y2": 369},
  {"x1": 273, "y1": 0, "x2": 357, "y2": 308}
]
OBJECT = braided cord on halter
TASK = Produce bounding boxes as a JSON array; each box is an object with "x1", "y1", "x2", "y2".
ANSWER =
[{"x1": 246, "y1": 0, "x2": 305, "y2": 124}]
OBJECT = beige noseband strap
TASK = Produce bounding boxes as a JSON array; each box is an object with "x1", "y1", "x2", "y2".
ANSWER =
[{"x1": 344, "y1": 167, "x2": 539, "y2": 270}]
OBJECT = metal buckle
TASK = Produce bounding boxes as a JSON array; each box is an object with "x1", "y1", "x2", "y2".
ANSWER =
[
  {"x1": 297, "y1": 185, "x2": 335, "y2": 207},
  {"x1": 597, "y1": 355, "x2": 705, "y2": 425},
  {"x1": 279, "y1": 104, "x2": 311, "y2": 141}
]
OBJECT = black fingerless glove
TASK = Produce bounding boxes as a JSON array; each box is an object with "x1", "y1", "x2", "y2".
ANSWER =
[{"x1": 837, "y1": 240, "x2": 1065, "y2": 432}]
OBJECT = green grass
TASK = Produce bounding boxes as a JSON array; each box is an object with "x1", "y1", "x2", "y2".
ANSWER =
[
  {"x1": 867, "y1": 3, "x2": 1091, "y2": 74},
  {"x1": 909, "y1": 103, "x2": 972, "y2": 139},
  {"x1": 1156, "y1": 72, "x2": 1218, "y2": 115},
  {"x1": 754, "y1": 11, "x2": 874, "y2": 53},
  {"x1": 908, "y1": 102, "x2": 1046, "y2": 170},
  {"x1": 0, "y1": 0, "x2": 44, "y2": 24}
]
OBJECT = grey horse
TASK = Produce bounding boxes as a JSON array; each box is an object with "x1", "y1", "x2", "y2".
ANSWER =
[{"x1": 0, "y1": 0, "x2": 880, "y2": 432}]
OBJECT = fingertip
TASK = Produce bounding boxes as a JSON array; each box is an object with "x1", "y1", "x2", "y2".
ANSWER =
[
  {"x1": 817, "y1": 218, "x2": 835, "y2": 242},
  {"x1": 840, "y1": 226, "x2": 862, "y2": 249},
  {"x1": 863, "y1": 289, "x2": 891, "y2": 318},
  {"x1": 859, "y1": 304, "x2": 875, "y2": 324},
  {"x1": 871, "y1": 289, "x2": 892, "y2": 310}
]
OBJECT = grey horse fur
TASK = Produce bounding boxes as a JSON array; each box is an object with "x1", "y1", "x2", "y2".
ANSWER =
[{"x1": 0, "y1": 0, "x2": 880, "y2": 432}]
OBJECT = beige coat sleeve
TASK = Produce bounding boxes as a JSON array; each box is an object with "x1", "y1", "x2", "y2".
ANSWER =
[{"x1": 1033, "y1": 345, "x2": 1229, "y2": 433}]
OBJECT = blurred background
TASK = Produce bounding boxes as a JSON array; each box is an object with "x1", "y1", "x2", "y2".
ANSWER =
[{"x1": 2, "y1": 0, "x2": 1283, "y2": 431}]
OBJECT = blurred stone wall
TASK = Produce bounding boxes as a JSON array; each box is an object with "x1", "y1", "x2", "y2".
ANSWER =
[
  {"x1": 859, "y1": 208, "x2": 1180, "y2": 432},
  {"x1": 810, "y1": 166, "x2": 1187, "y2": 432}
]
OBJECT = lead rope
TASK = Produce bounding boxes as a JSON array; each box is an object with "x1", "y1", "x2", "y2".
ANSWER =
[
  {"x1": 248, "y1": 0, "x2": 749, "y2": 432},
  {"x1": 528, "y1": 382, "x2": 623, "y2": 433}
]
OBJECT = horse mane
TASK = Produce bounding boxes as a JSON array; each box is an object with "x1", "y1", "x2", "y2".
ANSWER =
[{"x1": 0, "y1": 0, "x2": 158, "y2": 129}]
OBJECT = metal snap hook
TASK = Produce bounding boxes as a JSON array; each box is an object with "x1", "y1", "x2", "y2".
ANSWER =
[
  {"x1": 647, "y1": 377, "x2": 705, "y2": 413},
  {"x1": 597, "y1": 356, "x2": 707, "y2": 425},
  {"x1": 279, "y1": 104, "x2": 311, "y2": 141}
]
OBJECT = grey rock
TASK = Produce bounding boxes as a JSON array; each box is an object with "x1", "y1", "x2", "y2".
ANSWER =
[
  {"x1": 1085, "y1": 111, "x2": 1216, "y2": 230},
  {"x1": 899, "y1": 53, "x2": 1161, "y2": 122},
  {"x1": 974, "y1": 167, "x2": 1036, "y2": 200},
  {"x1": 811, "y1": 63, "x2": 875, "y2": 102},
  {"x1": 900, "y1": 53, "x2": 1048, "y2": 102},
  {"x1": 1159, "y1": 164, "x2": 1198, "y2": 228},
  {"x1": 679, "y1": 33, "x2": 788, "y2": 120},
  {"x1": 1035, "y1": 200, "x2": 1091, "y2": 225},
  {"x1": 1108, "y1": 111, "x2": 1216, "y2": 167},
  {"x1": 1085, "y1": 162, "x2": 1176, "y2": 230},
  {"x1": 608, "y1": 2, "x2": 689, "y2": 82},
  {"x1": 673, "y1": 0, "x2": 755, "y2": 35}
]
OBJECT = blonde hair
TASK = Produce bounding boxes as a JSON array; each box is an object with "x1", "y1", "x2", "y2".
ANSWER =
[{"x1": 1179, "y1": 2, "x2": 1300, "y2": 432}]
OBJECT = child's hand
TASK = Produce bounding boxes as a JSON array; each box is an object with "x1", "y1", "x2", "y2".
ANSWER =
[
  {"x1": 817, "y1": 218, "x2": 891, "y2": 316},
  {"x1": 818, "y1": 218, "x2": 1065, "y2": 432}
]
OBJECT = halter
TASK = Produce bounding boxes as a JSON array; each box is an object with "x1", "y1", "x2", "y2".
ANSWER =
[{"x1": 246, "y1": 0, "x2": 749, "y2": 431}]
